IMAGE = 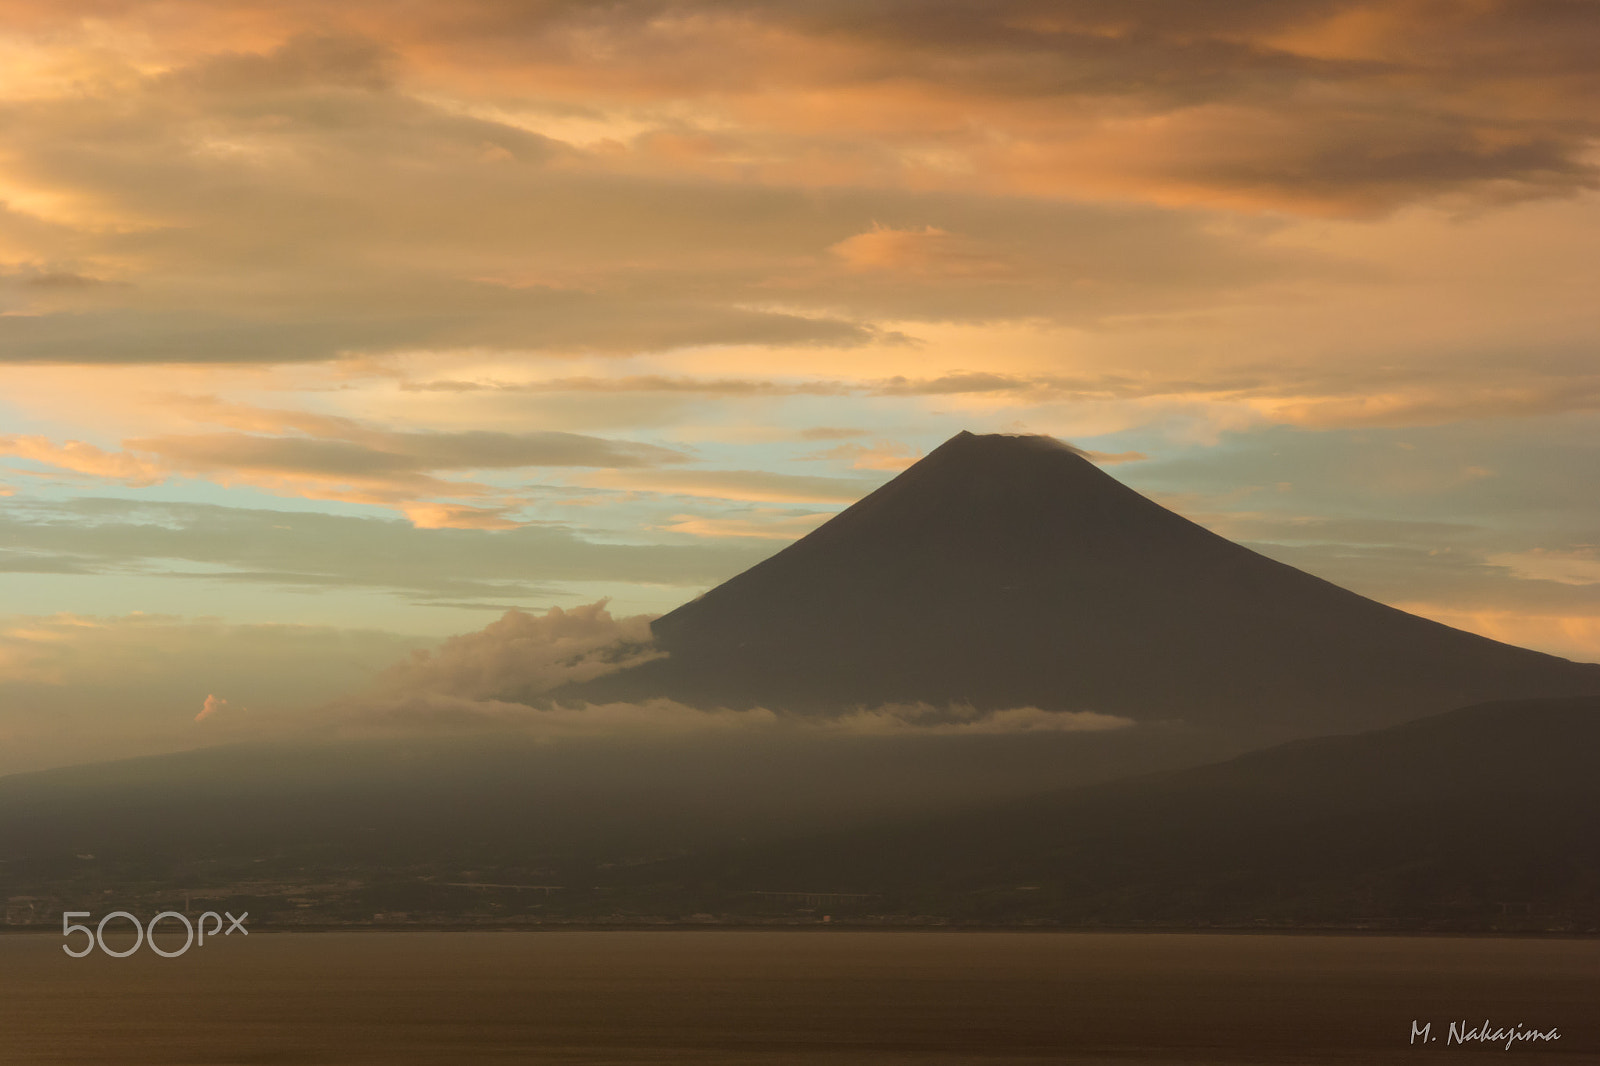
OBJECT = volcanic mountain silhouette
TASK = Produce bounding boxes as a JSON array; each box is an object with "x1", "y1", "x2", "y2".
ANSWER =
[{"x1": 571, "y1": 431, "x2": 1600, "y2": 738}]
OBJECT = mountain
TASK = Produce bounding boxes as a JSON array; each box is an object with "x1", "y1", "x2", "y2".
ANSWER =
[
  {"x1": 7, "y1": 431, "x2": 1598, "y2": 931},
  {"x1": 609, "y1": 696, "x2": 1600, "y2": 930},
  {"x1": 569, "y1": 431, "x2": 1600, "y2": 739}
]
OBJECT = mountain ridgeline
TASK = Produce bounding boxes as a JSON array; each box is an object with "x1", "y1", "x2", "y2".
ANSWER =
[{"x1": 568, "y1": 431, "x2": 1600, "y2": 739}]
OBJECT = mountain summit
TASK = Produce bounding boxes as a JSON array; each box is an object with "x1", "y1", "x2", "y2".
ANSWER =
[{"x1": 573, "y1": 431, "x2": 1600, "y2": 738}]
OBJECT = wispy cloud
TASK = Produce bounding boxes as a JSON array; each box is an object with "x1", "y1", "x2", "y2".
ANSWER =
[
  {"x1": 368, "y1": 600, "x2": 660, "y2": 703},
  {"x1": 659, "y1": 511, "x2": 832, "y2": 540},
  {"x1": 0, "y1": 498, "x2": 772, "y2": 601},
  {"x1": 800, "y1": 439, "x2": 923, "y2": 471},
  {"x1": 195, "y1": 693, "x2": 229, "y2": 722},
  {"x1": 332, "y1": 602, "x2": 1136, "y2": 739},
  {"x1": 578, "y1": 468, "x2": 879, "y2": 503},
  {"x1": 0, "y1": 435, "x2": 165, "y2": 486},
  {"x1": 2, "y1": 400, "x2": 690, "y2": 524}
]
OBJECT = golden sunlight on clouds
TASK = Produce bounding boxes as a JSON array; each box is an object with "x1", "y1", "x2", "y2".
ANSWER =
[
  {"x1": 660, "y1": 511, "x2": 832, "y2": 540},
  {"x1": 578, "y1": 468, "x2": 870, "y2": 504},
  {"x1": 194, "y1": 692, "x2": 228, "y2": 722},
  {"x1": 0, "y1": 435, "x2": 164, "y2": 485},
  {"x1": 803, "y1": 439, "x2": 923, "y2": 471},
  {"x1": 831, "y1": 225, "x2": 1014, "y2": 279},
  {"x1": 1397, "y1": 605, "x2": 1600, "y2": 665},
  {"x1": 1487, "y1": 550, "x2": 1600, "y2": 589},
  {"x1": 397, "y1": 502, "x2": 524, "y2": 531},
  {"x1": 1, "y1": 0, "x2": 1599, "y2": 770}
]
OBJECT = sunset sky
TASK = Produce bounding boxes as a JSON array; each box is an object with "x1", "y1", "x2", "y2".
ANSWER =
[{"x1": 3, "y1": 0, "x2": 1599, "y2": 772}]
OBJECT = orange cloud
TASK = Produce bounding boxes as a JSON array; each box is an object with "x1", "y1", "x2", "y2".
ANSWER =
[
  {"x1": 659, "y1": 511, "x2": 832, "y2": 540},
  {"x1": 1248, "y1": 381, "x2": 1600, "y2": 429},
  {"x1": 831, "y1": 225, "x2": 1013, "y2": 278},
  {"x1": 1395, "y1": 605, "x2": 1600, "y2": 665},
  {"x1": 398, "y1": 502, "x2": 522, "y2": 530},
  {"x1": 1077, "y1": 450, "x2": 1149, "y2": 465},
  {"x1": 578, "y1": 468, "x2": 875, "y2": 503},
  {"x1": 0, "y1": 1, "x2": 1590, "y2": 225},
  {"x1": 0, "y1": 396, "x2": 691, "y2": 520},
  {"x1": 0, "y1": 435, "x2": 164, "y2": 485},
  {"x1": 802, "y1": 439, "x2": 923, "y2": 471}
]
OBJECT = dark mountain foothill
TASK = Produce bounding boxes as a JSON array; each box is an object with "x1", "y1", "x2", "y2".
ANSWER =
[{"x1": 605, "y1": 697, "x2": 1600, "y2": 930}]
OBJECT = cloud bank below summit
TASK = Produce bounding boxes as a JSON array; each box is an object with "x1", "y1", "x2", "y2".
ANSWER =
[{"x1": 329, "y1": 601, "x2": 1135, "y2": 741}]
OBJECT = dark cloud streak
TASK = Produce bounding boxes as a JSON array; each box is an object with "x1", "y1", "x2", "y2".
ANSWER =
[{"x1": 0, "y1": 498, "x2": 773, "y2": 601}]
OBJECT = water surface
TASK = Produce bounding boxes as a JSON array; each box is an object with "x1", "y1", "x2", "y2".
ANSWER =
[{"x1": 2, "y1": 931, "x2": 1594, "y2": 1064}]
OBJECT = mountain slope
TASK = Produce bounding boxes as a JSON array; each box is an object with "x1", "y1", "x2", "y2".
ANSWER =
[
  {"x1": 615, "y1": 696, "x2": 1600, "y2": 929},
  {"x1": 571, "y1": 432, "x2": 1600, "y2": 739},
  {"x1": 0, "y1": 722, "x2": 1228, "y2": 910}
]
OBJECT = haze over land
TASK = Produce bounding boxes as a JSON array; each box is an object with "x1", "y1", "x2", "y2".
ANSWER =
[
  {"x1": 622, "y1": 696, "x2": 1600, "y2": 930},
  {"x1": 3, "y1": 436, "x2": 1596, "y2": 930},
  {"x1": 3, "y1": 1, "x2": 1600, "y2": 775}
]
